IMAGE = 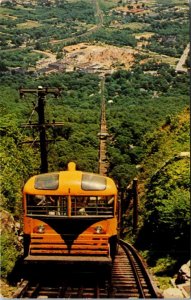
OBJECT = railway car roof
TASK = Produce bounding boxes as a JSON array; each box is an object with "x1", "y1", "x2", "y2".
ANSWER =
[{"x1": 23, "y1": 162, "x2": 117, "y2": 196}]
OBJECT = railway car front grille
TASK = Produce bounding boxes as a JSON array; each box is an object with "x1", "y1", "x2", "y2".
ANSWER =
[{"x1": 29, "y1": 234, "x2": 110, "y2": 256}]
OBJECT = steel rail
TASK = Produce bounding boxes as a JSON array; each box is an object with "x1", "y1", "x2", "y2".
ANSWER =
[
  {"x1": 121, "y1": 242, "x2": 146, "y2": 298},
  {"x1": 12, "y1": 280, "x2": 29, "y2": 298},
  {"x1": 118, "y1": 239, "x2": 162, "y2": 298}
]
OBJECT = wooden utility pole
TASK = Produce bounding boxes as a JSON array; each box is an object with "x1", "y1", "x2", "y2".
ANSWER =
[
  {"x1": 19, "y1": 86, "x2": 63, "y2": 173},
  {"x1": 37, "y1": 87, "x2": 48, "y2": 173},
  {"x1": 132, "y1": 178, "x2": 138, "y2": 234}
]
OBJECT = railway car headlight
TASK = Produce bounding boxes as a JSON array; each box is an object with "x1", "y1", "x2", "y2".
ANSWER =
[
  {"x1": 94, "y1": 226, "x2": 104, "y2": 234},
  {"x1": 34, "y1": 225, "x2": 45, "y2": 234}
]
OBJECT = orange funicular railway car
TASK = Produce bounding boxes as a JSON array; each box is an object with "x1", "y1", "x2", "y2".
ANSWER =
[{"x1": 23, "y1": 162, "x2": 118, "y2": 266}]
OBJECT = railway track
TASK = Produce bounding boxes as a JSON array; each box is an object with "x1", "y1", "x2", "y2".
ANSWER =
[
  {"x1": 113, "y1": 240, "x2": 162, "y2": 298},
  {"x1": 12, "y1": 240, "x2": 162, "y2": 298},
  {"x1": 98, "y1": 77, "x2": 109, "y2": 176}
]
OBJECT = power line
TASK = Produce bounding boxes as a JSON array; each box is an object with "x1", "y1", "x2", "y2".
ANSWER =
[{"x1": 19, "y1": 103, "x2": 38, "y2": 141}]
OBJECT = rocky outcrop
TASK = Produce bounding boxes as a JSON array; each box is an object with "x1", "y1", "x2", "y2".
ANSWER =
[
  {"x1": 163, "y1": 261, "x2": 191, "y2": 298},
  {"x1": 176, "y1": 261, "x2": 190, "y2": 285},
  {"x1": 0, "y1": 209, "x2": 21, "y2": 236}
]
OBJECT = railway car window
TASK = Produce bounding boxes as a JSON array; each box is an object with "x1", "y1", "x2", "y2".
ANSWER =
[
  {"x1": 57, "y1": 196, "x2": 67, "y2": 216},
  {"x1": 26, "y1": 195, "x2": 67, "y2": 216},
  {"x1": 34, "y1": 173, "x2": 59, "y2": 190},
  {"x1": 81, "y1": 174, "x2": 106, "y2": 191},
  {"x1": 71, "y1": 197, "x2": 89, "y2": 216},
  {"x1": 71, "y1": 196, "x2": 114, "y2": 216}
]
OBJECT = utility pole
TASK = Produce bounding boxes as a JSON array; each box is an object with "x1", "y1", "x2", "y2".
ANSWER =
[
  {"x1": 19, "y1": 86, "x2": 63, "y2": 173},
  {"x1": 132, "y1": 178, "x2": 139, "y2": 234},
  {"x1": 38, "y1": 87, "x2": 48, "y2": 173}
]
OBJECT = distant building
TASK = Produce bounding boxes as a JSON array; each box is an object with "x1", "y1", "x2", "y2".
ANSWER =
[{"x1": 48, "y1": 62, "x2": 66, "y2": 71}]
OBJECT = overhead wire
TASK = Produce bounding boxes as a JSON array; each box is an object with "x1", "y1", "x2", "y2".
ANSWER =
[
  {"x1": 19, "y1": 100, "x2": 38, "y2": 142},
  {"x1": 30, "y1": 135, "x2": 39, "y2": 148}
]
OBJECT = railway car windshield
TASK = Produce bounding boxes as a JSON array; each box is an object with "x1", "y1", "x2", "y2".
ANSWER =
[
  {"x1": 26, "y1": 195, "x2": 67, "y2": 216},
  {"x1": 71, "y1": 196, "x2": 114, "y2": 216},
  {"x1": 26, "y1": 195, "x2": 115, "y2": 217}
]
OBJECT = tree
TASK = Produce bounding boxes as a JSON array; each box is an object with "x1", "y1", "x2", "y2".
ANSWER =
[
  {"x1": 0, "y1": 114, "x2": 39, "y2": 214},
  {"x1": 35, "y1": 41, "x2": 44, "y2": 51},
  {"x1": 144, "y1": 157, "x2": 190, "y2": 250},
  {"x1": 0, "y1": 61, "x2": 8, "y2": 72},
  {"x1": 110, "y1": 163, "x2": 136, "y2": 190}
]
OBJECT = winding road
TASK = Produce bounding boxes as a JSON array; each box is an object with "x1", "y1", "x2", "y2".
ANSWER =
[{"x1": 175, "y1": 43, "x2": 190, "y2": 73}]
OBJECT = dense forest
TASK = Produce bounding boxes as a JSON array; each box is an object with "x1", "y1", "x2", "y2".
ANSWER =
[{"x1": 0, "y1": 0, "x2": 190, "y2": 293}]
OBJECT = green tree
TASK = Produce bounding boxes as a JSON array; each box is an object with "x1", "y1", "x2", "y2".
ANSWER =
[
  {"x1": 0, "y1": 114, "x2": 38, "y2": 214},
  {"x1": 144, "y1": 157, "x2": 190, "y2": 250}
]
